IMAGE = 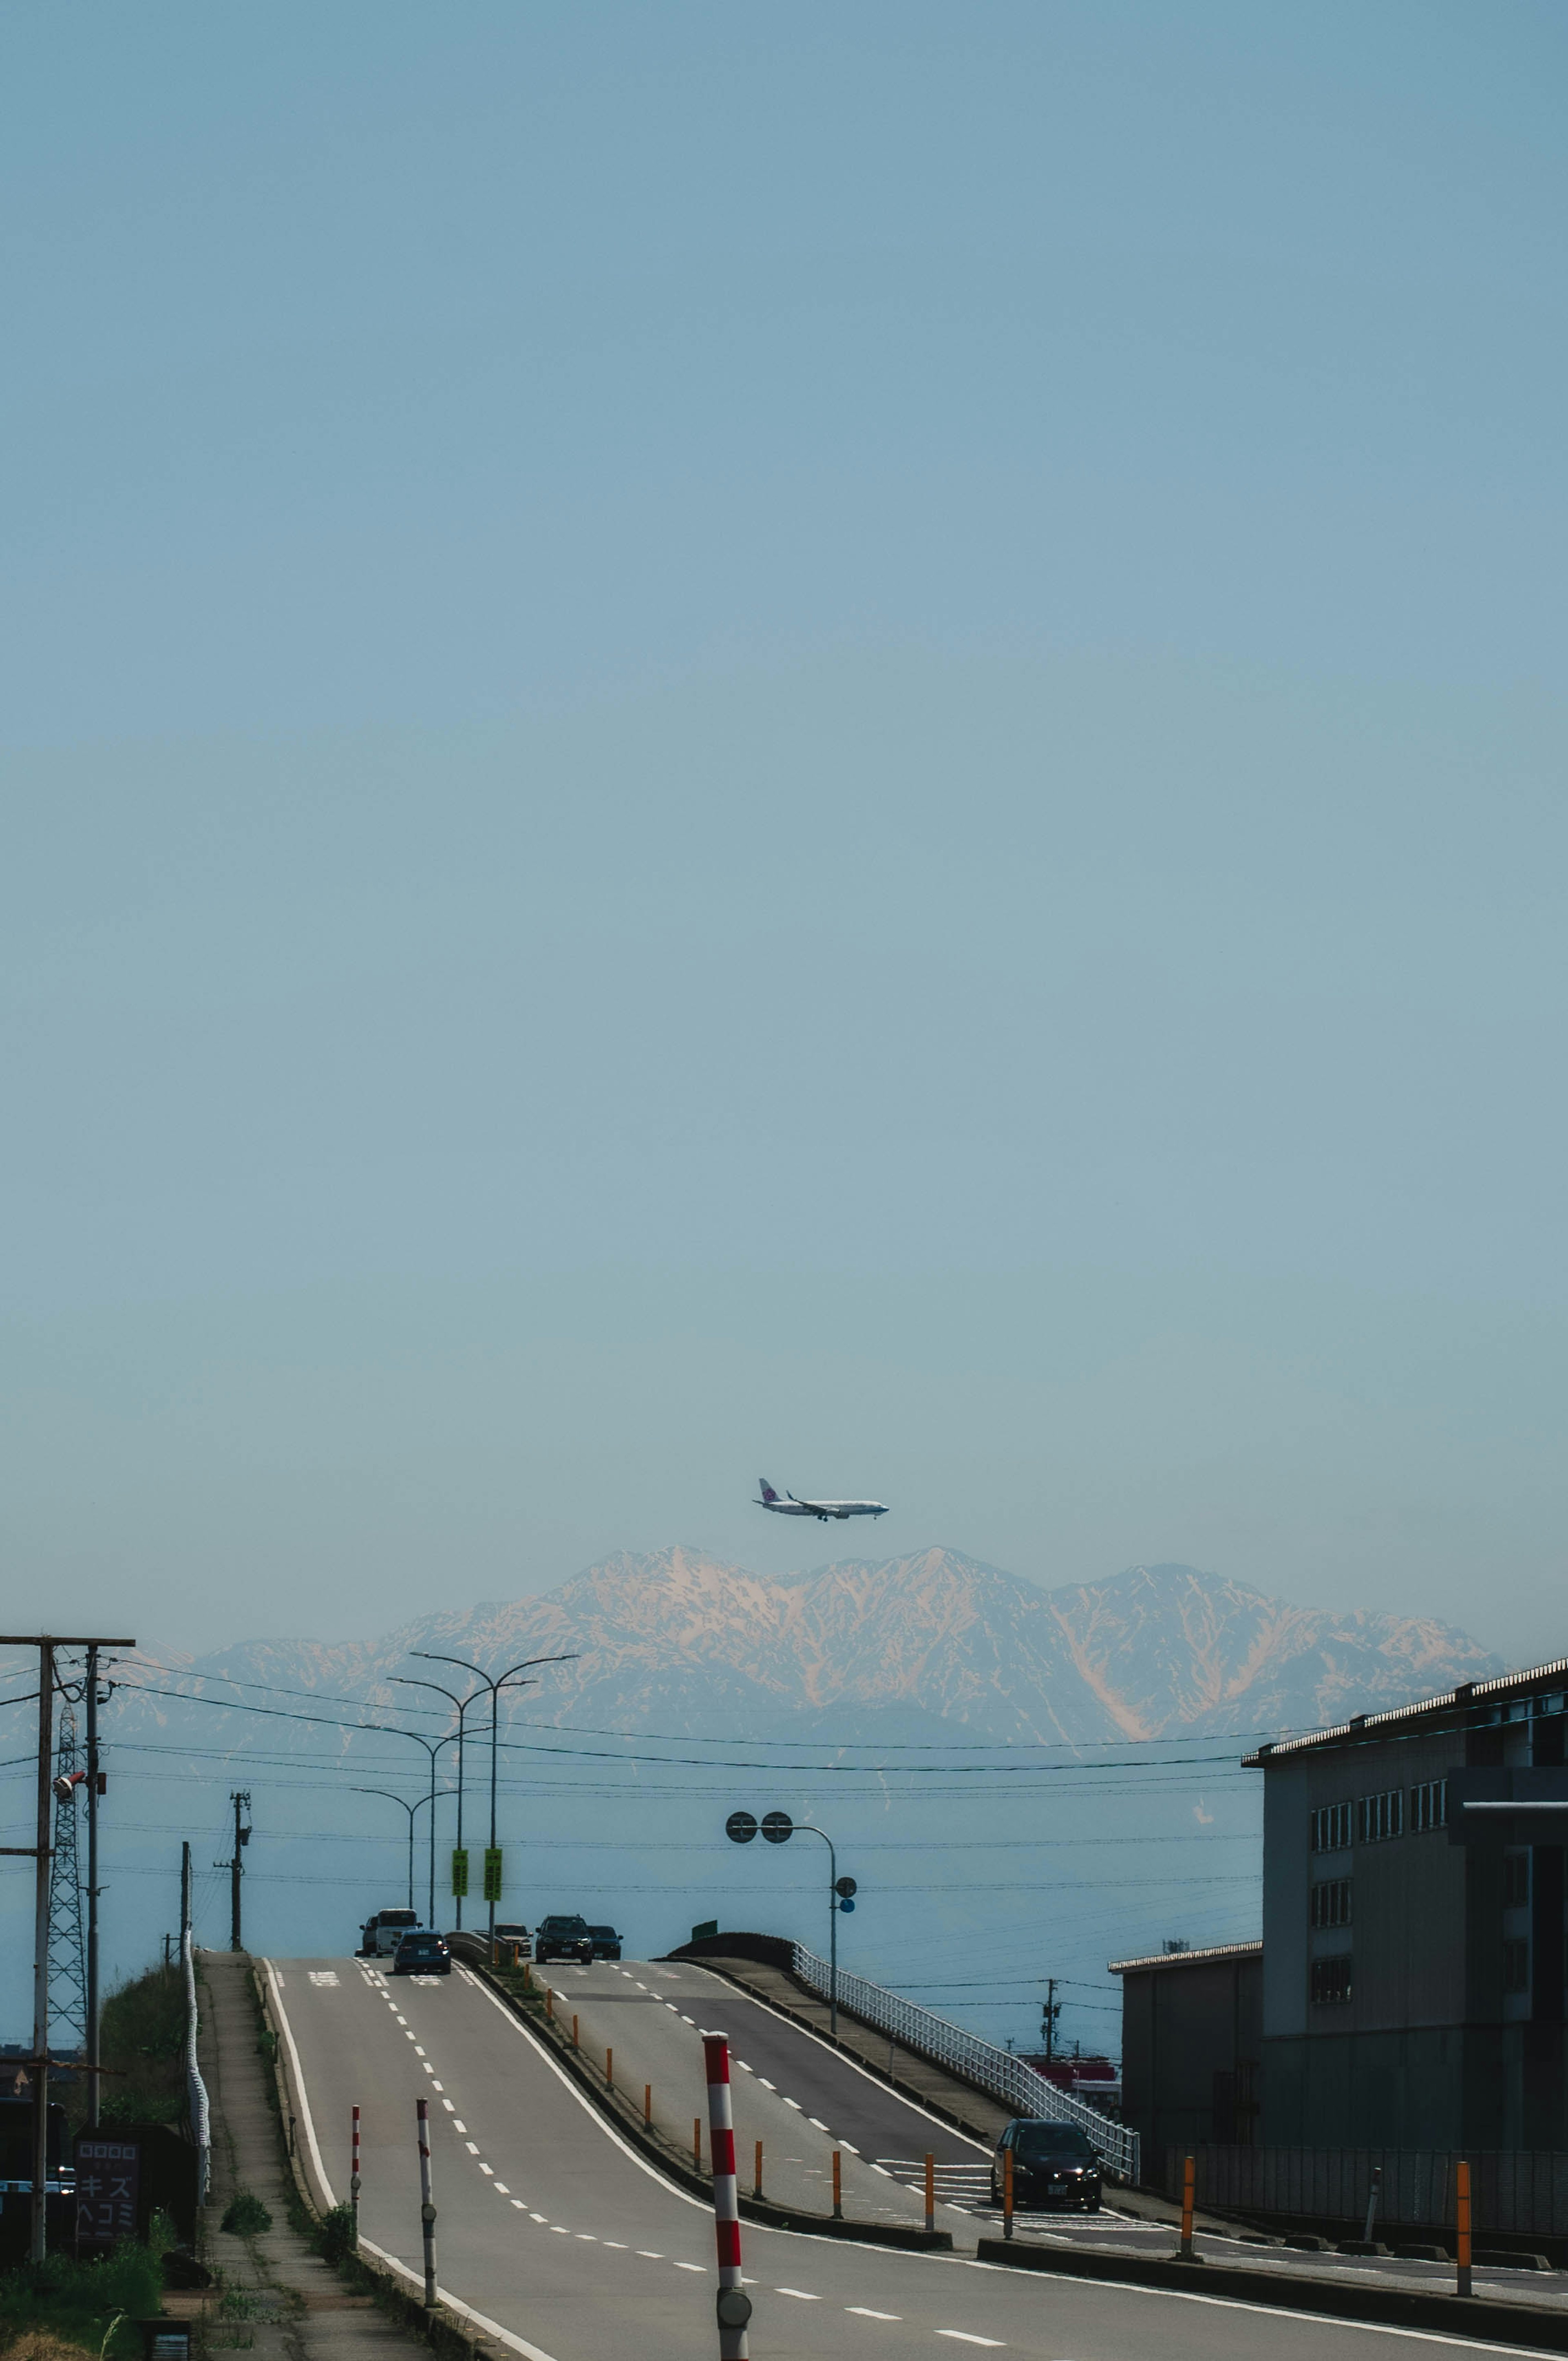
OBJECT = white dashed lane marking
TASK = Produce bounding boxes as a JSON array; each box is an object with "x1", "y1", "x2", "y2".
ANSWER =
[
  {"x1": 847, "y1": 2309, "x2": 901, "y2": 2321},
  {"x1": 775, "y1": 2287, "x2": 820, "y2": 2300},
  {"x1": 937, "y1": 2336, "x2": 1004, "y2": 2348}
]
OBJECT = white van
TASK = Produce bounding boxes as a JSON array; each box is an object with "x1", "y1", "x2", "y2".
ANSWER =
[{"x1": 360, "y1": 1907, "x2": 420, "y2": 1958}]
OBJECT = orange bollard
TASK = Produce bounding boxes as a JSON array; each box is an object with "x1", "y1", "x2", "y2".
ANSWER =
[
  {"x1": 1180, "y1": 2153, "x2": 1196, "y2": 2260},
  {"x1": 1456, "y1": 2158, "x2": 1472, "y2": 2297},
  {"x1": 753, "y1": 2138, "x2": 763, "y2": 2199},
  {"x1": 924, "y1": 2152, "x2": 935, "y2": 2235},
  {"x1": 572, "y1": 2013, "x2": 579, "y2": 2049},
  {"x1": 605, "y1": 2046, "x2": 613, "y2": 2089},
  {"x1": 545, "y1": 1986, "x2": 554, "y2": 2021},
  {"x1": 832, "y1": 2149, "x2": 843, "y2": 2220},
  {"x1": 1003, "y1": 2144, "x2": 1014, "y2": 2241},
  {"x1": 694, "y1": 2116, "x2": 703, "y2": 2169},
  {"x1": 644, "y1": 2083, "x2": 652, "y2": 2126}
]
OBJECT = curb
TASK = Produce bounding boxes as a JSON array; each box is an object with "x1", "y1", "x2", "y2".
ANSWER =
[
  {"x1": 974, "y1": 2235, "x2": 1568, "y2": 2348},
  {"x1": 470, "y1": 1961, "x2": 953, "y2": 2254}
]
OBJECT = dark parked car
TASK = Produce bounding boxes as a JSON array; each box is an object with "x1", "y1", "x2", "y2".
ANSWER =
[
  {"x1": 535, "y1": 1913, "x2": 595, "y2": 1964},
  {"x1": 392, "y1": 1930, "x2": 452, "y2": 1976},
  {"x1": 990, "y1": 2118, "x2": 1102, "y2": 2211},
  {"x1": 587, "y1": 1924, "x2": 622, "y2": 1962}
]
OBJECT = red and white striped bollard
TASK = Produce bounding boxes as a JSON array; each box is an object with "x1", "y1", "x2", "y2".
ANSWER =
[{"x1": 701, "y1": 2032, "x2": 753, "y2": 2359}]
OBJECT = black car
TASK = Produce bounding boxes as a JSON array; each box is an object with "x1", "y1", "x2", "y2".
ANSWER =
[
  {"x1": 587, "y1": 1924, "x2": 622, "y2": 1962},
  {"x1": 391, "y1": 1930, "x2": 452, "y2": 1976},
  {"x1": 535, "y1": 1913, "x2": 595, "y2": 1964},
  {"x1": 991, "y1": 2118, "x2": 1102, "y2": 2211}
]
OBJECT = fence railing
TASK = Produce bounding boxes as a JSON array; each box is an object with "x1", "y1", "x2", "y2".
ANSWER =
[
  {"x1": 182, "y1": 1929, "x2": 210, "y2": 2202},
  {"x1": 1174, "y1": 2145, "x2": 1568, "y2": 2238},
  {"x1": 788, "y1": 1943, "x2": 1138, "y2": 2184}
]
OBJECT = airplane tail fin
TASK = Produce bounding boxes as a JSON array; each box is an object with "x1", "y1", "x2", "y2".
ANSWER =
[{"x1": 757, "y1": 1479, "x2": 780, "y2": 1503}]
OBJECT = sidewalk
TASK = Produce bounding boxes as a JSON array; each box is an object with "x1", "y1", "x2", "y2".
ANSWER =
[{"x1": 195, "y1": 1949, "x2": 421, "y2": 2361}]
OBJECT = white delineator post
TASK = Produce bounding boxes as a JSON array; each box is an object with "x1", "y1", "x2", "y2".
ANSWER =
[
  {"x1": 702, "y1": 2033, "x2": 753, "y2": 2360},
  {"x1": 416, "y1": 2097, "x2": 438, "y2": 2307},
  {"x1": 350, "y1": 2106, "x2": 361, "y2": 2252}
]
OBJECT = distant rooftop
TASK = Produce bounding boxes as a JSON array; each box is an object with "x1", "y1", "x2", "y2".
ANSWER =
[
  {"x1": 1242, "y1": 1654, "x2": 1568, "y2": 1768},
  {"x1": 1107, "y1": 1938, "x2": 1262, "y2": 1976}
]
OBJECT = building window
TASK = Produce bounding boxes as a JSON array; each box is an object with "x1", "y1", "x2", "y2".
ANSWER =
[
  {"x1": 1503, "y1": 1939, "x2": 1530, "y2": 1994},
  {"x1": 1310, "y1": 1802, "x2": 1352, "y2": 1853},
  {"x1": 1504, "y1": 1851, "x2": 1530, "y2": 1909},
  {"x1": 1411, "y1": 1778, "x2": 1448, "y2": 1833},
  {"x1": 1310, "y1": 1878, "x2": 1352, "y2": 1929},
  {"x1": 1357, "y1": 1788, "x2": 1404, "y2": 1843},
  {"x1": 1310, "y1": 1955, "x2": 1353, "y2": 2006}
]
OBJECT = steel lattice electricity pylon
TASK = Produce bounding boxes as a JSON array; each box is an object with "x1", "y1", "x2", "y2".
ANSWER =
[{"x1": 47, "y1": 1695, "x2": 89, "y2": 2051}]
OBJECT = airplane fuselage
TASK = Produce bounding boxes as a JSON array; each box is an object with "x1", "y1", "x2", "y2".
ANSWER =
[{"x1": 755, "y1": 1481, "x2": 887, "y2": 1523}]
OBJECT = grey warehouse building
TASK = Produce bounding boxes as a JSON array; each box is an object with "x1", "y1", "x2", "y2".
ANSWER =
[{"x1": 1247, "y1": 1653, "x2": 1568, "y2": 2152}]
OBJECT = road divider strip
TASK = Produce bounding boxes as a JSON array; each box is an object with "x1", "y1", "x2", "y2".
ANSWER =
[
  {"x1": 462, "y1": 1961, "x2": 954, "y2": 2254},
  {"x1": 973, "y1": 2234, "x2": 1568, "y2": 2350}
]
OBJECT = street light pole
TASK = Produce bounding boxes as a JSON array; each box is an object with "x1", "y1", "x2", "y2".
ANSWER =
[
  {"x1": 352, "y1": 1789, "x2": 431, "y2": 1913},
  {"x1": 412, "y1": 1650, "x2": 578, "y2": 1956},
  {"x1": 390, "y1": 1680, "x2": 479, "y2": 1928},
  {"x1": 366, "y1": 1726, "x2": 456, "y2": 1929}
]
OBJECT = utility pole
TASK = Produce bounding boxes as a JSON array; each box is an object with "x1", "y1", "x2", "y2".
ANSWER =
[
  {"x1": 181, "y1": 1841, "x2": 192, "y2": 1955},
  {"x1": 85, "y1": 1647, "x2": 105, "y2": 2129},
  {"x1": 227, "y1": 1793, "x2": 252, "y2": 1951},
  {"x1": 0, "y1": 1631, "x2": 134, "y2": 2265},
  {"x1": 1042, "y1": 1977, "x2": 1060, "y2": 2063},
  {"x1": 31, "y1": 1642, "x2": 54, "y2": 2264}
]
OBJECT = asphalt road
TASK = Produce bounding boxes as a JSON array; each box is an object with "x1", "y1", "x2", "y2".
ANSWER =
[
  {"x1": 267, "y1": 1954, "x2": 1529, "y2": 2361},
  {"x1": 535, "y1": 1955, "x2": 988, "y2": 2226}
]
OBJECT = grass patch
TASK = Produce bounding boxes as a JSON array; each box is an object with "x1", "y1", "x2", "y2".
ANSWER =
[
  {"x1": 88, "y1": 1962, "x2": 187, "y2": 2132},
  {"x1": 0, "y1": 2241, "x2": 161, "y2": 2359},
  {"x1": 219, "y1": 2193, "x2": 272, "y2": 2238}
]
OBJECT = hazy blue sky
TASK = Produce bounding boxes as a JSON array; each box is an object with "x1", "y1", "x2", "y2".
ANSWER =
[{"x1": 4, "y1": 2, "x2": 1564, "y2": 1660}]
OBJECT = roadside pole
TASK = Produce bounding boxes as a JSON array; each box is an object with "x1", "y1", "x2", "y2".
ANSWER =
[
  {"x1": 1456, "y1": 2158, "x2": 1472, "y2": 2297},
  {"x1": 416, "y1": 2098, "x2": 438, "y2": 2307},
  {"x1": 350, "y1": 2106, "x2": 361, "y2": 2252},
  {"x1": 701, "y1": 2033, "x2": 752, "y2": 2361},
  {"x1": 1179, "y1": 2153, "x2": 1196, "y2": 2260},
  {"x1": 1003, "y1": 2145, "x2": 1014, "y2": 2241},
  {"x1": 924, "y1": 2152, "x2": 935, "y2": 2237}
]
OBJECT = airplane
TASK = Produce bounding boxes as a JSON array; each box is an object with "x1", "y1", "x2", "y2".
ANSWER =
[{"x1": 755, "y1": 1479, "x2": 888, "y2": 1524}]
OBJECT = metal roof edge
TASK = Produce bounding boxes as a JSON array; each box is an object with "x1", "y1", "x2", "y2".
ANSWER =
[
  {"x1": 1107, "y1": 1938, "x2": 1263, "y2": 1976},
  {"x1": 1241, "y1": 1654, "x2": 1568, "y2": 1766}
]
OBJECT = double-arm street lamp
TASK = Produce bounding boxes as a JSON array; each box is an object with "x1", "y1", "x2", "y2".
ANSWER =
[
  {"x1": 413, "y1": 1649, "x2": 579, "y2": 1953},
  {"x1": 364, "y1": 1726, "x2": 459, "y2": 1929},
  {"x1": 726, "y1": 1809, "x2": 856, "y2": 2043},
  {"x1": 353, "y1": 1786, "x2": 432, "y2": 1915},
  {"x1": 391, "y1": 1675, "x2": 486, "y2": 1930}
]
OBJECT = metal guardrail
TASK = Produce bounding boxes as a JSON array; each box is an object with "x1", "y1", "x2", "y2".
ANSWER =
[
  {"x1": 789, "y1": 1942, "x2": 1139, "y2": 2185},
  {"x1": 183, "y1": 1929, "x2": 210, "y2": 2202}
]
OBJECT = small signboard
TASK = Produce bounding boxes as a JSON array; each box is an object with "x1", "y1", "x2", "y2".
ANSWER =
[
  {"x1": 75, "y1": 2136, "x2": 140, "y2": 2252},
  {"x1": 690, "y1": 1919, "x2": 719, "y2": 1943},
  {"x1": 450, "y1": 1847, "x2": 469, "y2": 1898},
  {"x1": 482, "y1": 1847, "x2": 503, "y2": 1902}
]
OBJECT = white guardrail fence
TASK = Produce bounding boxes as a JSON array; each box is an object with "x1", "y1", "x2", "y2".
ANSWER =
[
  {"x1": 790, "y1": 1942, "x2": 1140, "y2": 2185},
  {"x1": 183, "y1": 1929, "x2": 211, "y2": 2202}
]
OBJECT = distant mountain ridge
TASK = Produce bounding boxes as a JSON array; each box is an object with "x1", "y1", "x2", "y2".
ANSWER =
[{"x1": 127, "y1": 1548, "x2": 1504, "y2": 1748}]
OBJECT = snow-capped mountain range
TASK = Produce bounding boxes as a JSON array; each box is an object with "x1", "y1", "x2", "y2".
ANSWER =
[{"x1": 120, "y1": 1547, "x2": 1502, "y2": 1749}]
